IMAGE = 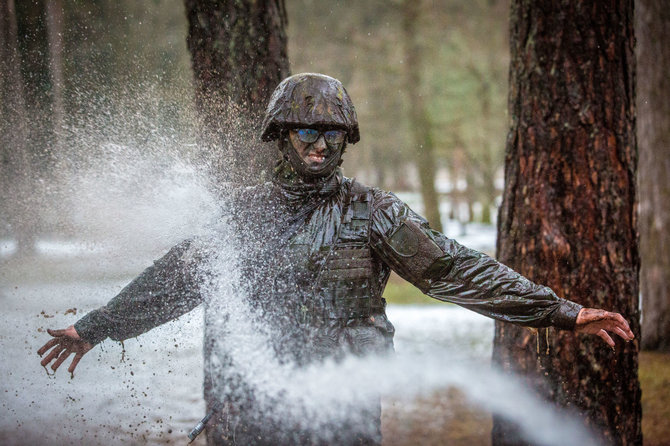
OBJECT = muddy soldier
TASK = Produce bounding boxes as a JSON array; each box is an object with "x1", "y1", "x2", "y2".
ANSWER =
[{"x1": 38, "y1": 73, "x2": 634, "y2": 446}]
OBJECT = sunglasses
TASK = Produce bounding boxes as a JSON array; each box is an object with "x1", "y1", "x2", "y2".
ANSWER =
[{"x1": 295, "y1": 128, "x2": 347, "y2": 145}]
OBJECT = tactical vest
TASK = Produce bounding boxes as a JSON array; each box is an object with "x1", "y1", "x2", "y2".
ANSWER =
[{"x1": 308, "y1": 181, "x2": 385, "y2": 321}]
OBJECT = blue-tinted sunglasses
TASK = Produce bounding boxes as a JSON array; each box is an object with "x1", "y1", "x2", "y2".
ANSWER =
[{"x1": 295, "y1": 128, "x2": 346, "y2": 145}]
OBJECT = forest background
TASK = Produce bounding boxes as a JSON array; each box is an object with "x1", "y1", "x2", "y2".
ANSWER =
[
  {"x1": 1, "y1": 0, "x2": 669, "y2": 445},
  {"x1": 1, "y1": 0, "x2": 507, "y2": 240}
]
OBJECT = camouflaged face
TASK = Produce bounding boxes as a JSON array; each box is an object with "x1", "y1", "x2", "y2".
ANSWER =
[{"x1": 261, "y1": 73, "x2": 360, "y2": 144}]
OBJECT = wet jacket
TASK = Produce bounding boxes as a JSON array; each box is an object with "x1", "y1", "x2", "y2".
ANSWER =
[{"x1": 74, "y1": 164, "x2": 582, "y2": 445}]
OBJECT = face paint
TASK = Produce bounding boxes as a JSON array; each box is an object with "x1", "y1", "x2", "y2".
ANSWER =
[{"x1": 283, "y1": 129, "x2": 345, "y2": 180}]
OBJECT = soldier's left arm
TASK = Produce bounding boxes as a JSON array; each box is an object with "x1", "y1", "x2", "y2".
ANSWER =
[{"x1": 369, "y1": 191, "x2": 633, "y2": 344}]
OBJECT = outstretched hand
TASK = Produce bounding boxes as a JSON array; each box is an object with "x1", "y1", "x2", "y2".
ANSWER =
[
  {"x1": 38, "y1": 325, "x2": 93, "y2": 374},
  {"x1": 574, "y1": 308, "x2": 634, "y2": 348}
]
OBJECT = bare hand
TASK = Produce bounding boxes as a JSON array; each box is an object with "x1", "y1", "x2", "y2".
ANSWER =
[
  {"x1": 38, "y1": 325, "x2": 93, "y2": 374},
  {"x1": 574, "y1": 308, "x2": 634, "y2": 348}
]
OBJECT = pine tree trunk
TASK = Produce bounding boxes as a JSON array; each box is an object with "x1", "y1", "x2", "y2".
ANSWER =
[
  {"x1": 637, "y1": 0, "x2": 670, "y2": 352},
  {"x1": 492, "y1": 1, "x2": 641, "y2": 445},
  {"x1": 184, "y1": 0, "x2": 290, "y2": 183},
  {"x1": 402, "y1": 0, "x2": 442, "y2": 232}
]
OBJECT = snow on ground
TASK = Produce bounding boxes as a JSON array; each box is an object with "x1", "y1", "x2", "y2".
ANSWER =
[
  {"x1": 1, "y1": 277, "x2": 207, "y2": 445},
  {"x1": 0, "y1": 251, "x2": 494, "y2": 445},
  {"x1": 0, "y1": 217, "x2": 497, "y2": 445}
]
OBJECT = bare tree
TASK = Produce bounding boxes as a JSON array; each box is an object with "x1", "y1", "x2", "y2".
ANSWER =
[
  {"x1": 0, "y1": 0, "x2": 36, "y2": 256},
  {"x1": 493, "y1": 1, "x2": 641, "y2": 444},
  {"x1": 637, "y1": 0, "x2": 670, "y2": 352},
  {"x1": 402, "y1": 0, "x2": 442, "y2": 231}
]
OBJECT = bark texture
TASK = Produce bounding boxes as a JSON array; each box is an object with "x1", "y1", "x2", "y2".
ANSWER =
[
  {"x1": 184, "y1": 0, "x2": 290, "y2": 183},
  {"x1": 493, "y1": 1, "x2": 641, "y2": 445},
  {"x1": 402, "y1": 0, "x2": 442, "y2": 232},
  {"x1": 637, "y1": 0, "x2": 670, "y2": 351}
]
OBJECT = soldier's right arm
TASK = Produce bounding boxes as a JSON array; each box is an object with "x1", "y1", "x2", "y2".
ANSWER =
[
  {"x1": 369, "y1": 190, "x2": 581, "y2": 329},
  {"x1": 368, "y1": 190, "x2": 633, "y2": 346},
  {"x1": 38, "y1": 239, "x2": 205, "y2": 372},
  {"x1": 75, "y1": 239, "x2": 205, "y2": 344}
]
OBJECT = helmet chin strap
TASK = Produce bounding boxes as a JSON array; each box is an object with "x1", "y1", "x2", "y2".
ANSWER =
[{"x1": 281, "y1": 137, "x2": 343, "y2": 181}]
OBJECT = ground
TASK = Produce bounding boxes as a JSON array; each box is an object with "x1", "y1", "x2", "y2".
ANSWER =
[
  {"x1": 381, "y1": 350, "x2": 670, "y2": 446},
  {"x1": 383, "y1": 275, "x2": 670, "y2": 445},
  {"x1": 1, "y1": 240, "x2": 667, "y2": 445}
]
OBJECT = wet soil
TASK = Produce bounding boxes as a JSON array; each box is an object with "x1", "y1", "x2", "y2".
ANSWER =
[{"x1": 383, "y1": 350, "x2": 670, "y2": 446}]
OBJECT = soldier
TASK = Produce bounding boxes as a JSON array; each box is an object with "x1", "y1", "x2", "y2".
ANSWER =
[{"x1": 38, "y1": 73, "x2": 633, "y2": 446}]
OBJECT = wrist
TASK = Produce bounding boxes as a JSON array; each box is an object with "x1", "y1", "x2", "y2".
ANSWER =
[
  {"x1": 550, "y1": 298, "x2": 583, "y2": 330},
  {"x1": 66, "y1": 325, "x2": 81, "y2": 340},
  {"x1": 73, "y1": 312, "x2": 109, "y2": 345},
  {"x1": 575, "y1": 308, "x2": 587, "y2": 326}
]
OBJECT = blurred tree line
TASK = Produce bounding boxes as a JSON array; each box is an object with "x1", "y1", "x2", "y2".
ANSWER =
[
  {"x1": 1, "y1": 0, "x2": 195, "y2": 252},
  {"x1": 1, "y1": 0, "x2": 509, "y2": 255},
  {"x1": 287, "y1": 0, "x2": 510, "y2": 228}
]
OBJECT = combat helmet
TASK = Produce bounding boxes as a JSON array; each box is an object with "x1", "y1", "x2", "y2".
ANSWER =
[{"x1": 261, "y1": 73, "x2": 360, "y2": 144}]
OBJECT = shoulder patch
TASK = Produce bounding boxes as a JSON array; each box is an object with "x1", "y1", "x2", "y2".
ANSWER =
[
  {"x1": 388, "y1": 222, "x2": 419, "y2": 257},
  {"x1": 349, "y1": 179, "x2": 372, "y2": 196}
]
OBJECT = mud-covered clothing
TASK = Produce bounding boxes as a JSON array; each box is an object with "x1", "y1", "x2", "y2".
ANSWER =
[
  {"x1": 74, "y1": 165, "x2": 582, "y2": 445},
  {"x1": 75, "y1": 175, "x2": 581, "y2": 345}
]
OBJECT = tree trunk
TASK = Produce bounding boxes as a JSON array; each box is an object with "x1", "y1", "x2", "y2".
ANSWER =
[
  {"x1": 480, "y1": 167, "x2": 495, "y2": 225},
  {"x1": 402, "y1": 0, "x2": 442, "y2": 232},
  {"x1": 184, "y1": 0, "x2": 290, "y2": 184},
  {"x1": 0, "y1": 0, "x2": 36, "y2": 255},
  {"x1": 637, "y1": 0, "x2": 670, "y2": 352},
  {"x1": 492, "y1": 1, "x2": 641, "y2": 445},
  {"x1": 46, "y1": 0, "x2": 65, "y2": 152}
]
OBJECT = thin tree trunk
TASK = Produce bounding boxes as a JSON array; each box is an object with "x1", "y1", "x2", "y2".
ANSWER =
[
  {"x1": 184, "y1": 0, "x2": 290, "y2": 184},
  {"x1": 493, "y1": 1, "x2": 641, "y2": 445},
  {"x1": 480, "y1": 162, "x2": 496, "y2": 225},
  {"x1": 46, "y1": 0, "x2": 65, "y2": 152},
  {"x1": 468, "y1": 62, "x2": 498, "y2": 225},
  {"x1": 0, "y1": 0, "x2": 36, "y2": 256},
  {"x1": 637, "y1": 0, "x2": 670, "y2": 352},
  {"x1": 465, "y1": 170, "x2": 476, "y2": 223},
  {"x1": 402, "y1": 0, "x2": 442, "y2": 232}
]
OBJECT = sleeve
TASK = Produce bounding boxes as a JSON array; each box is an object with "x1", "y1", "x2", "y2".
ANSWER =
[
  {"x1": 369, "y1": 191, "x2": 582, "y2": 330},
  {"x1": 73, "y1": 239, "x2": 206, "y2": 344}
]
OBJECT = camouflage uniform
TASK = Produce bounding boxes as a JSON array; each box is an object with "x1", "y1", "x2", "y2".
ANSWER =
[{"x1": 74, "y1": 74, "x2": 582, "y2": 445}]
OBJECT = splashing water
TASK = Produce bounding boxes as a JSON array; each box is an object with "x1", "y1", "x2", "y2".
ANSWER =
[
  {"x1": 1, "y1": 81, "x2": 599, "y2": 445},
  {"x1": 197, "y1": 227, "x2": 599, "y2": 446}
]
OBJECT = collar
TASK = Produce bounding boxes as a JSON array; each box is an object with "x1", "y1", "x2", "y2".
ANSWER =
[{"x1": 272, "y1": 160, "x2": 343, "y2": 205}]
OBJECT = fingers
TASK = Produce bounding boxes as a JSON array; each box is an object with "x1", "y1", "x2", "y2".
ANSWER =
[
  {"x1": 612, "y1": 312, "x2": 629, "y2": 328},
  {"x1": 51, "y1": 349, "x2": 73, "y2": 371},
  {"x1": 576, "y1": 309, "x2": 636, "y2": 347},
  {"x1": 68, "y1": 353, "x2": 84, "y2": 374},
  {"x1": 610, "y1": 321, "x2": 634, "y2": 341},
  {"x1": 619, "y1": 321, "x2": 634, "y2": 340},
  {"x1": 612, "y1": 326, "x2": 631, "y2": 341},
  {"x1": 46, "y1": 328, "x2": 67, "y2": 337},
  {"x1": 603, "y1": 312, "x2": 634, "y2": 341},
  {"x1": 38, "y1": 326, "x2": 91, "y2": 375},
  {"x1": 609, "y1": 313, "x2": 633, "y2": 338},
  {"x1": 597, "y1": 329, "x2": 615, "y2": 348},
  {"x1": 37, "y1": 338, "x2": 59, "y2": 356},
  {"x1": 41, "y1": 344, "x2": 65, "y2": 367}
]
